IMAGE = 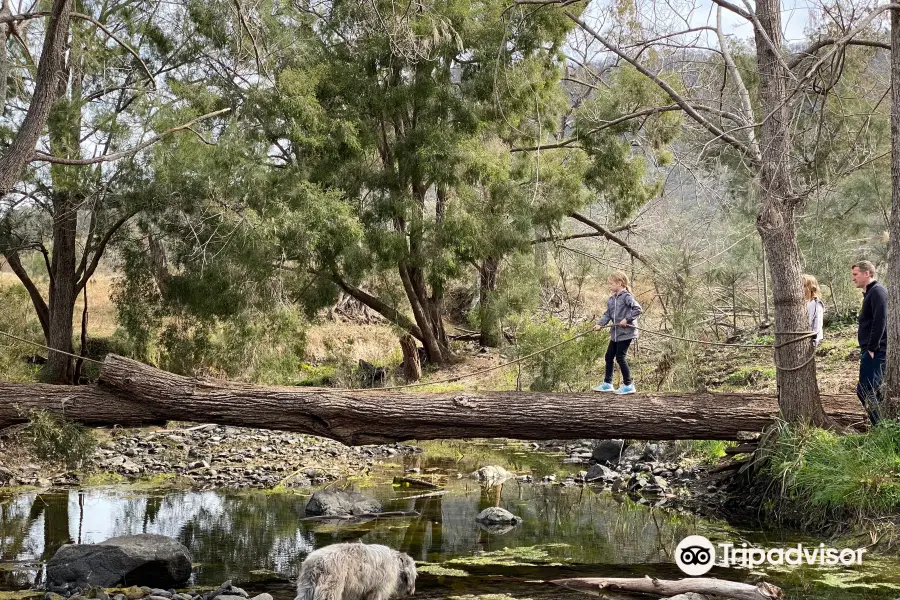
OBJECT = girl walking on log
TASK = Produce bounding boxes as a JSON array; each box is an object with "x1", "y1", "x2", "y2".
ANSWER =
[{"x1": 593, "y1": 270, "x2": 643, "y2": 394}]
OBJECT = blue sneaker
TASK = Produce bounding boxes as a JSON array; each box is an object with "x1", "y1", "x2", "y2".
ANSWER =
[
  {"x1": 614, "y1": 383, "x2": 636, "y2": 395},
  {"x1": 592, "y1": 382, "x2": 615, "y2": 392}
]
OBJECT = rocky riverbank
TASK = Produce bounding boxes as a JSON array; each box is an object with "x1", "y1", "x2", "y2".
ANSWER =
[
  {"x1": 0, "y1": 424, "x2": 421, "y2": 490},
  {"x1": 538, "y1": 439, "x2": 737, "y2": 513},
  {"x1": 39, "y1": 581, "x2": 273, "y2": 600}
]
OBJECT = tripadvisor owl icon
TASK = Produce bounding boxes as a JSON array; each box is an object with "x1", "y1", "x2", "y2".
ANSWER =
[{"x1": 675, "y1": 535, "x2": 716, "y2": 576}]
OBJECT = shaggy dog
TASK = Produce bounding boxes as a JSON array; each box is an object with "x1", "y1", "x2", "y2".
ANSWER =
[{"x1": 295, "y1": 543, "x2": 416, "y2": 600}]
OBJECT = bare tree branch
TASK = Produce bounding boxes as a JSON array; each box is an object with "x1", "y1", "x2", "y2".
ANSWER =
[
  {"x1": 568, "y1": 212, "x2": 658, "y2": 272},
  {"x1": 71, "y1": 12, "x2": 155, "y2": 87},
  {"x1": 716, "y1": 6, "x2": 760, "y2": 158},
  {"x1": 76, "y1": 209, "x2": 140, "y2": 293},
  {"x1": 2, "y1": 250, "x2": 50, "y2": 339},
  {"x1": 708, "y1": 0, "x2": 751, "y2": 20},
  {"x1": 788, "y1": 38, "x2": 891, "y2": 69},
  {"x1": 564, "y1": 11, "x2": 755, "y2": 162},
  {"x1": 31, "y1": 108, "x2": 232, "y2": 165},
  {"x1": 532, "y1": 220, "x2": 634, "y2": 245}
]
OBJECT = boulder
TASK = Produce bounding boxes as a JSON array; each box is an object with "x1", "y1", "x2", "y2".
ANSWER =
[
  {"x1": 46, "y1": 534, "x2": 192, "y2": 589},
  {"x1": 470, "y1": 466, "x2": 515, "y2": 485},
  {"x1": 584, "y1": 464, "x2": 620, "y2": 483},
  {"x1": 621, "y1": 444, "x2": 643, "y2": 464},
  {"x1": 475, "y1": 507, "x2": 522, "y2": 525},
  {"x1": 591, "y1": 440, "x2": 625, "y2": 464},
  {"x1": 305, "y1": 489, "x2": 382, "y2": 516}
]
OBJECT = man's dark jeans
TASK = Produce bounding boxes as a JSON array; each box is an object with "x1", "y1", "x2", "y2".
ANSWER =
[{"x1": 857, "y1": 349, "x2": 886, "y2": 426}]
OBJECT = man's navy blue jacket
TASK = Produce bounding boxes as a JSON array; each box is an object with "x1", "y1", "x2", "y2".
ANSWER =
[{"x1": 858, "y1": 280, "x2": 888, "y2": 353}]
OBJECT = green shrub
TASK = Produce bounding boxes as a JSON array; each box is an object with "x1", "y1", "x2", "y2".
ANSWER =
[
  {"x1": 19, "y1": 409, "x2": 97, "y2": 469},
  {"x1": 677, "y1": 439, "x2": 733, "y2": 464},
  {"x1": 512, "y1": 316, "x2": 608, "y2": 391},
  {"x1": 761, "y1": 420, "x2": 900, "y2": 523}
]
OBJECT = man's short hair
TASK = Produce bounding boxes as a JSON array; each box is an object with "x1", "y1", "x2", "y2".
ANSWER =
[{"x1": 853, "y1": 260, "x2": 877, "y2": 277}]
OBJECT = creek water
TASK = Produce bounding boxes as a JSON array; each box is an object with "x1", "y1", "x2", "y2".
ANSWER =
[{"x1": 1, "y1": 442, "x2": 898, "y2": 600}]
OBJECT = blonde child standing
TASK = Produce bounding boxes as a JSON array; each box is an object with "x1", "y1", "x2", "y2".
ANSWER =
[
  {"x1": 803, "y1": 274, "x2": 824, "y2": 346},
  {"x1": 592, "y1": 270, "x2": 643, "y2": 394}
]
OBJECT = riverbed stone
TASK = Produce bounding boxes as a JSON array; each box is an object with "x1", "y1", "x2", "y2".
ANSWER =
[
  {"x1": 123, "y1": 586, "x2": 144, "y2": 600},
  {"x1": 668, "y1": 595, "x2": 709, "y2": 600},
  {"x1": 475, "y1": 507, "x2": 522, "y2": 525},
  {"x1": 591, "y1": 440, "x2": 624, "y2": 464},
  {"x1": 248, "y1": 594, "x2": 273, "y2": 600},
  {"x1": 470, "y1": 465, "x2": 515, "y2": 484},
  {"x1": 46, "y1": 534, "x2": 192, "y2": 589},
  {"x1": 585, "y1": 464, "x2": 619, "y2": 482},
  {"x1": 305, "y1": 489, "x2": 382, "y2": 516}
]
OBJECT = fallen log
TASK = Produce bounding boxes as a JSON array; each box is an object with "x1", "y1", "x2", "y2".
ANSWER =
[
  {"x1": 0, "y1": 380, "x2": 163, "y2": 430},
  {"x1": 0, "y1": 354, "x2": 867, "y2": 445},
  {"x1": 551, "y1": 576, "x2": 783, "y2": 600}
]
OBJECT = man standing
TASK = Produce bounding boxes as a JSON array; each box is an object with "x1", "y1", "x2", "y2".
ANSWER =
[{"x1": 852, "y1": 261, "x2": 888, "y2": 425}]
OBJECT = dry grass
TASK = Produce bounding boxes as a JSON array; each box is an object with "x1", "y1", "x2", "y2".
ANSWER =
[{"x1": 0, "y1": 269, "x2": 119, "y2": 338}]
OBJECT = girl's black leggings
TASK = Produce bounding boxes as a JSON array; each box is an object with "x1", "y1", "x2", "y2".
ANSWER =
[{"x1": 604, "y1": 339, "x2": 633, "y2": 385}]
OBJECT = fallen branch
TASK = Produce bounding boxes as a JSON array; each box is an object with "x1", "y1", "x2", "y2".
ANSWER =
[
  {"x1": 387, "y1": 490, "x2": 448, "y2": 501},
  {"x1": 300, "y1": 510, "x2": 420, "y2": 522},
  {"x1": 393, "y1": 476, "x2": 442, "y2": 489},
  {"x1": 551, "y1": 576, "x2": 783, "y2": 600}
]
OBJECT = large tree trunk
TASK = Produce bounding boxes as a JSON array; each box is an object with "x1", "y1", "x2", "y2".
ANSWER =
[
  {"x1": 884, "y1": 6, "x2": 900, "y2": 419},
  {"x1": 42, "y1": 193, "x2": 78, "y2": 384},
  {"x1": 478, "y1": 256, "x2": 502, "y2": 347},
  {"x1": 399, "y1": 263, "x2": 448, "y2": 364},
  {"x1": 400, "y1": 334, "x2": 422, "y2": 382},
  {"x1": 753, "y1": 0, "x2": 829, "y2": 426},
  {"x1": 0, "y1": 355, "x2": 865, "y2": 444}
]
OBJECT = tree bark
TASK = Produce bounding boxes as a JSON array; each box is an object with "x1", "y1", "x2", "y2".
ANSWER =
[
  {"x1": 883, "y1": 5, "x2": 900, "y2": 419},
  {"x1": 551, "y1": 577, "x2": 782, "y2": 600},
  {"x1": 400, "y1": 334, "x2": 422, "y2": 382},
  {"x1": 0, "y1": 355, "x2": 866, "y2": 444},
  {"x1": 753, "y1": 0, "x2": 829, "y2": 426},
  {"x1": 478, "y1": 256, "x2": 502, "y2": 347},
  {"x1": 0, "y1": 0, "x2": 72, "y2": 194},
  {"x1": 42, "y1": 192, "x2": 79, "y2": 384},
  {"x1": 399, "y1": 262, "x2": 447, "y2": 364}
]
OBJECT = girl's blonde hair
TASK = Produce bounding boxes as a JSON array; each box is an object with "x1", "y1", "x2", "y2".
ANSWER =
[
  {"x1": 802, "y1": 274, "x2": 820, "y2": 301},
  {"x1": 608, "y1": 270, "x2": 632, "y2": 292}
]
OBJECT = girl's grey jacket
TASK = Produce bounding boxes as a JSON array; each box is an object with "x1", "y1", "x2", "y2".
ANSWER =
[{"x1": 597, "y1": 291, "x2": 643, "y2": 342}]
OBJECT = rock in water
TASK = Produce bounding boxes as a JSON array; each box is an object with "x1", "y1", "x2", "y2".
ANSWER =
[
  {"x1": 584, "y1": 464, "x2": 620, "y2": 482},
  {"x1": 305, "y1": 490, "x2": 382, "y2": 516},
  {"x1": 475, "y1": 507, "x2": 522, "y2": 525},
  {"x1": 591, "y1": 440, "x2": 625, "y2": 464},
  {"x1": 46, "y1": 534, "x2": 192, "y2": 589},
  {"x1": 470, "y1": 466, "x2": 515, "y2": 485}
]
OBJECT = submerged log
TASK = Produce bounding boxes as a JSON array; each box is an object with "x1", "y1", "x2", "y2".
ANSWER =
[
  {"x1": 551, "y1": 576, "x2": 783, "y2": 600},
  {"x1": 0, "y1": 354, "x2": 866, "y2": 444}
]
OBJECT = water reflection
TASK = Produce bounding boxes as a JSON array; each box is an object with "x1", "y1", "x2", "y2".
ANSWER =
[
  {"x1": 0, "y1": 477, "x2": 704, "y2": 588},
  {"x1": 3, "y1": 444, "x2": 900, "y2": 600}
]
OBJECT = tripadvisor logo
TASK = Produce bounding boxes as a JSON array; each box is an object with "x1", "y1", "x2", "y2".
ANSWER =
[{"x1": 675, "y1": 535, "x2": 867, "y2": 576}]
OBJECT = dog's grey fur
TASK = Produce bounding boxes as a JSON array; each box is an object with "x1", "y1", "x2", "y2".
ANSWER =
[{"x1": 295, "y1": 543, "x2": 416, "y2": 600}]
